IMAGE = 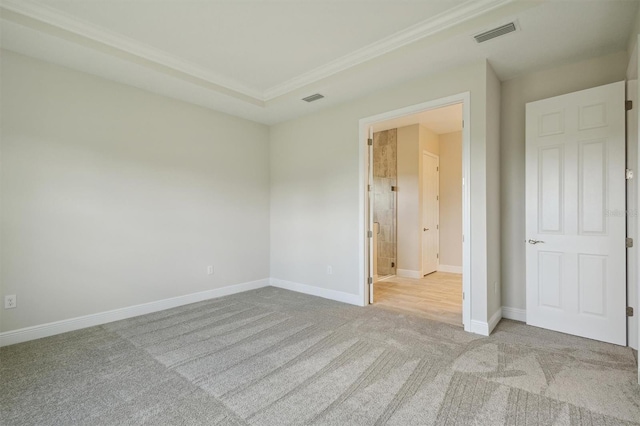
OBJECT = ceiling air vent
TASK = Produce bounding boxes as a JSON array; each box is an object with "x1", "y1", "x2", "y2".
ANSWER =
[
  {"x1": 474, "y1": 22, "x2": 517, "y2": 43},
  {"x1": 302, "y1": 93, "x2": 324, "y2": 102}
]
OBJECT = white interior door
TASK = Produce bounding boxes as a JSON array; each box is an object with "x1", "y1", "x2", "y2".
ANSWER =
[
  {"x1": 525, "y1": 81, "x2": 626, "y2": 345},
  {"x1": 368, "y1": 127, "x2": 374, "y2": 304},
  {"x1": 422, "y1": 152, "x2": 439, "y2": 275},
  {"x1": 626, "y1": 80, "x2": 638, "y2": 350},
  {"x1": 627, "y1": 79, "x2": 638, "y2": 351}
]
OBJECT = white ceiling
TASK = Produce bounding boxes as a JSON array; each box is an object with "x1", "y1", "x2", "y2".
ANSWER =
[
  {"x1": 373, "y1": 103, "x2": 463, "y2": 134},
  {"x1": 1, "y1": 0, "x2": 638, "y2": 124}
]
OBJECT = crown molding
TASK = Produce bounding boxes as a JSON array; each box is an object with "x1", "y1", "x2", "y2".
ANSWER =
[
  {"x1": 263, "y1": 0, "x2": 514, "y2": 100},
  {"x1": 1, "y1": 0, "x2": 513, "y2": 103},
  {"x1": 0, "y1": 0, "x2": 265, "y2": 103}
]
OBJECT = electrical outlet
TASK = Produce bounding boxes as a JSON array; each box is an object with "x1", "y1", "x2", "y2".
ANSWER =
[
  {"x1": 327, "y1": 265, "x2": 333, "y2": 275},
  {"x1": 207, "y1": 265, "x2": 214, "y2": 275},
  {"x1": 4, "y1": 295, "x2": 16, "y2": 309}
]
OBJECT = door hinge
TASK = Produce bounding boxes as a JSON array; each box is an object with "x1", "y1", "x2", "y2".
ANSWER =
[
  {"x1": 436, "y1": 195, "x2": 439, "y2": 201},
  {"x1": 626, "y1": 100, "x2": 633, "y2": 111},
  {"x1": 626, "y1": 237, "x2": 634, "y2": 248},
  {"x1": 368, "y1": 184, "x2": 372, "y2": 192},
  {"x1": 391, "y1": 186, "x2": 397, "y2": 192},
  {"x1": 437, "y1": 224, "x2": 439, "y2": 230},
  {"x1": 437, "y1": 167, "x2": 439, "y2": 171},
  {"x1": 368, "y1": 230, "x2": 373, "y2": 238},
  {"x1": 626, "y1": 169, "x2": 634, "y2": 180},
  {"x1": 462, "y1": 120, "x2": 465, "y2": 128},
  {"x1": 368, "y1": 277, "x2": 373, "y2": 285},
  {"x1": 437, "y1": 253, "x2": 439, "y2": 259},
  {"x1": 368, "y1": 138, "x2": 373, "y2": 146},
  {"x1": 627, "y1": 306, "x2": 634, "y2": 317},
  {"x1": 462, "y1": 292, "x2": 465, "y2": 300}
]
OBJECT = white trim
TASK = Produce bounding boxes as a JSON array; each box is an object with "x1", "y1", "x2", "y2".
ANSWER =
[
  {"x1": 470, "y1": 308, "x2": 502, "y2": 336},
  {"x1": 469, "y1": 320, "x2": 489, "y2": 336},
  {"x1": 396, "y1": 269, "x2": 423, "y2": 279},
  {"x1": 488, "y1": 308, "x2": 502, "y2": 333},
  {"x1": 438, "y1": 265, "x2": 463, "y2": 274},
  {"x1": 270, "y1": 278, "x2": 363, "y2": 306},
  {"x1": 263, "y1": 0, "x2": 513, "y2": 99},
  {"x1": 501, "y1": 306, "x2": 526, "y2": 322},
  {"x1": 375, "y1": 274, "x2": 397, "y2": 283},
  {"x1": 359, "y1": 92, "x2": 472, "y2": 333},
  {"x1": 0, "y1": 0, "x2": 263, "y2": 103},
  {"x1": 0, "y1": 279, "x2": 270, "y2": 347},
  {"x1": 1, "y1": 0, "x2": 512, "y2": 102}
]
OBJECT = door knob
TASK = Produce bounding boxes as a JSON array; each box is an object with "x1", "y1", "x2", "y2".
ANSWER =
[
  {"x1": 424, "y1": 228, "x2": 429, "y2": 231},
  {"x1": 528, "y1": 239, "x2": 545, "y2": 244}
]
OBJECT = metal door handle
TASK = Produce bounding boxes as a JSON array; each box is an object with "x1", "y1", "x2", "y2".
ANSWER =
[
  {"x1": 528, "y1": 239, "x2": 545, "y2": 244},
  {"x1": 424, "y1": 228, "x2": 429, "y2": 231}
]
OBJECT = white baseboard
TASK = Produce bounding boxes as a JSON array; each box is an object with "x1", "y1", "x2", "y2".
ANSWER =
[
  {"x1": 488, "y1": 308, "x2": 502, "y2": 334},
  {"x1": 270, "y1": 278, "x2": 363, "y2": 306},
  {"x1": 469, "y1": 308, "x2": 502, "y2": 336},
  {"x1": 0, "y1": 278, "x2": 270, "y2": 347},
  {"x1": 396, "y1": 269, "x2": 422, "y2": 279},
  {"x1": 437, "y1": 265, "x2": 463, "y2": 274},
  {"x1": 501, "y1": 306, "x2": 526, "y2": 322}
]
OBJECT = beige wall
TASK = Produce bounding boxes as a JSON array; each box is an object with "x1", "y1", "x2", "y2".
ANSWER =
[
  {"x1": 419, "y1": 124, "x2": 439, "y2": 156},
  {"x1": 270, "y1": 59, "x2": 497, "y2": 327},
  {"x1": 396, "y1": 124, "x2": 439, "y2": 275},
  {"x1": 397, "y1": 125, "x2": 421, "y2": 274},
  {"x1": 438, "y1": 131, "x2": 462, "y2": 268},
  {"x1": 0, "y1": 51, "x2": 271, "y2": 332},
  {"x1": 500, "y1": 50, "x2": 628, "y2": 312}
]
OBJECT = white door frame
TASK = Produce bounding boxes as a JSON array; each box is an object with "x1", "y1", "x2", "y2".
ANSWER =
[{"x1": 358, "y1": 92, "x2": 472, "y2": 332}]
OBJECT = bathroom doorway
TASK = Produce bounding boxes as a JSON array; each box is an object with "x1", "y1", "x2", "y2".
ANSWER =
[{"x1": 367, "y1": 100, "x2": 466, "y2": 327}]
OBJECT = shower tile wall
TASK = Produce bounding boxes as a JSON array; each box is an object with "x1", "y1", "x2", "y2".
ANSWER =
[{"x1": 373, "y1": 129, "x2": 397, "y2": 276}]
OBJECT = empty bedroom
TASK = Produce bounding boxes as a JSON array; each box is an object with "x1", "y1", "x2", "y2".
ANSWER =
[{"x1": 2, "y1": 1, "x2": 640, "y2": 425}]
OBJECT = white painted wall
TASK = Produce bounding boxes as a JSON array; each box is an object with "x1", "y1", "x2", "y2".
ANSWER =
[
  {"x1": 0, "y1": 51, "x2": 271, "y2": 332},
  {"x1": 486, "y1": 63, "x2": 501, "y2": 323},
  {"x1": 438, "y1": 131, "x2": 462, "y2": 269},
  {"x1": 500, "y1": 51, "x2": 628, "y2": 314},
  {"x1": 270, "y1": 60, "x2": 497, "y2": 328}
]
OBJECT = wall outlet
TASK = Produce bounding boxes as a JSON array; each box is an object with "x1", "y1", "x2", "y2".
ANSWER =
[
  {"x1": 4, "y1": 295, "x2": 16, "y2": 309},
  {"x1": 327, "y1": 265, "x2": 333, "y2": 275},
  {"x1": 207, "y1": 265, "x2": 214, "y2": 275}
]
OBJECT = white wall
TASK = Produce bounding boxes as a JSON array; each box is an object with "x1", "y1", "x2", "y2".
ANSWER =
[
  {"x1": 500, "y1": 51, "x2": 628, "y2": 313},
  {"x1": 0, "y1": 51, "x2": 271, "y2": 332},
  {"x1": 438, "y1": 131, "x2": 462, "y2": 268},
  {"x1": 270, "y1": 59, "x2": 497, "y2": 328},
  {"x1": 486, "y1": 63, "x2": 501, "y2": 322}
]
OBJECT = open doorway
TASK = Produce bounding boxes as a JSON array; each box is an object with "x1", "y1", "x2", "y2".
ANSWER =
[
  {"x1": 371, "y1": 105, "x2": 463, "y2": 326},
  {"x1": 360, "y1": 94, "x2": 471, "y2": 330}
]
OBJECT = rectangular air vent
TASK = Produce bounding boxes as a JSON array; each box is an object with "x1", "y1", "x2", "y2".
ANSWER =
[
  {"x1": 474, "y1": 22, "x2": 516, "y2": 43},
  {"x1": 302, "y1": 93, "x2": 324, "y2": 102}
]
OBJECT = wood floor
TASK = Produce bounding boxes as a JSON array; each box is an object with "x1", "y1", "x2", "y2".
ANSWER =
[{"x1": 373, "y1": 272, "x2": 462, "y2": 327}]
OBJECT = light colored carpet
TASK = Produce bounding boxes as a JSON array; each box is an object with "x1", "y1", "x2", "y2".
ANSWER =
[{"x1": 1, "y1": 287, "x2": 639, "y2": 425}]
